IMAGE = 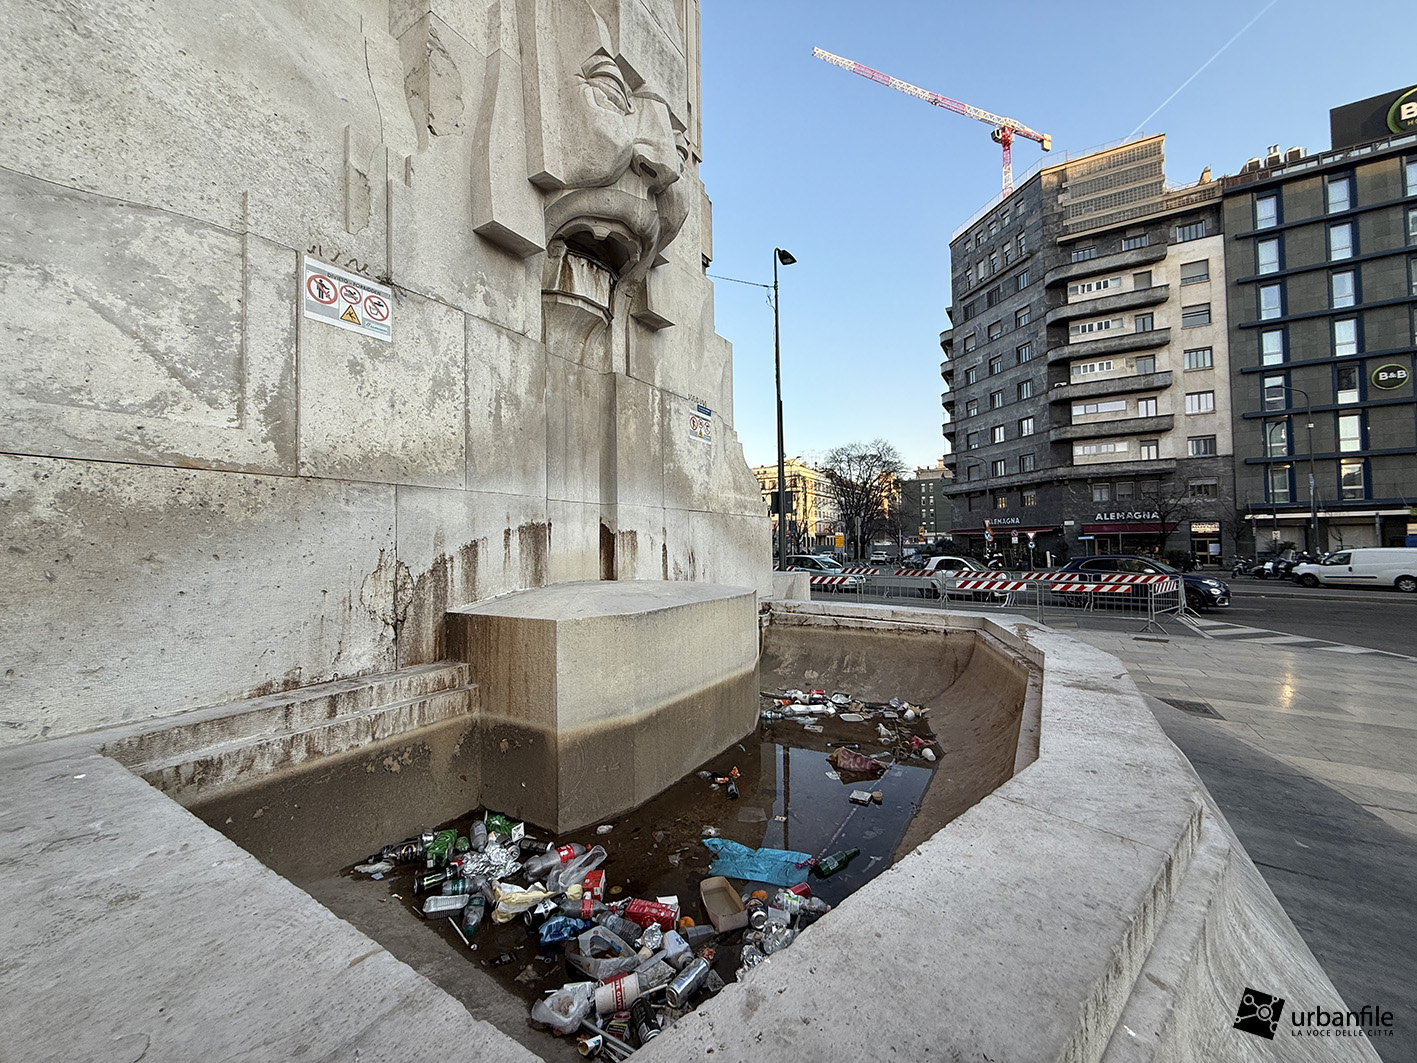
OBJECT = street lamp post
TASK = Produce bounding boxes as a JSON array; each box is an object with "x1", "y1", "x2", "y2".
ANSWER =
[
  {"x1": 773, "y1": 247, "x2": 796, "y2": 568},
  {"x1": 1274, "y1": 384, "x2": 1319, "y2": 551}
]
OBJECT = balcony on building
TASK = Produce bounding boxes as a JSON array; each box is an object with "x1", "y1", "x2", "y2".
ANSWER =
[
  {"x1": 1046, "y1": 327, "x2": 1170, "y2": 365},
  {"x1": 1044, "y1": 284, "x2": 1169, "y2": 327},
  {"x1": 1048, "y1": 370, "x2": 1173, "y2": 403},
  {"x1": 1048, "y1": 414, "x2": 1175, "y2": 443},
  {"x1": 1043, "y1": 244, "x2": 1167, "y2": 290}
]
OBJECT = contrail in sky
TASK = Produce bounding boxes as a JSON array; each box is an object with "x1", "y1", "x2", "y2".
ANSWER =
[{"x1": 1127, "y1": 0, "x2": 1281, "y2": 140}]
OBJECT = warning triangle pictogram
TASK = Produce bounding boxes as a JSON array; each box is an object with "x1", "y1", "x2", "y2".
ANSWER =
[{"x1": 340, "y1": 305, "x2": 361, "y2": 324}]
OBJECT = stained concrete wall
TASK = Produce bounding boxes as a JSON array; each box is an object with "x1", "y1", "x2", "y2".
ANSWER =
[{"x1": 0, "y1": 0, "x2": 770, "y2": 745}]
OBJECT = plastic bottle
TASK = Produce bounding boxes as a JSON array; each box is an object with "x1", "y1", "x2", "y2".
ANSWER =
[
  {"x1": 522, "y1": 842, "x2": 586, "y2": 880},
  {"x1": 557, "y1": 895, "x2": 610, "y2": 921},
  {"x1": 772, "y1": 889, "x2": 832, "y2": 917},
  {"x1": 810, "y1": 847, "x2": 860, "y2": 878},
  {"x1": 596, "y1": 912, "x2": 645, "y2": 946},
  {"x1": 546, "y1": 845, "x2": 607, "y2": 893},
  {"x1": 459, "y1": 877, "x2": 489, "y2": 939},
  {"x1": 469, "y1": 820, "x2": 488, "y2": 852}
]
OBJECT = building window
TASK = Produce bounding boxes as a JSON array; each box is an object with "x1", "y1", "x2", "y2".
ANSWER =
[
  {"x1": 1184, "y1": 347, "x2": 1213, "y2": 370},
  {"x1": 1134, "y1": 313, "x2": 1154, "y2": 332},
  {"x1": 1260, "y1": 329, "x2": 1285, "y2": 365},
  {"x1": 1115, "y1": 481, "x2": 1134, "y2": 500},
  {"x1": 966, "y1": 399, "x2": 980, "y2": 417},
  {"x1": 966, "y1": 431, "x2": 980, "y2": 450},
  {"x1": 1139, "y1": 440, "x2": 1159, "y2": 461},
  {"x1": 1134, "y1": 270, "x2": 1152, "y2": 290},
  {"x1": 1135, "y1": 355, "x2": 1156, "y2": 374},
  {"x1": 1265, "y1": 420, "x2": 1288, "y2": 457},
  {"x1": 1268, "y1": 464, "x2": 1291, "y2": 503},
  {"x1": 1020, "y1": 453, "x2": 1035, "y2": 472},
  {"x1": 1337, "y1": 413, "x2": 1362, "y2": 452},
  {"x1": 988, "y1": 219, "x2": 997, "y2": 236},
  {"x1": 1175, "y1": 221, "x2": 1206, "y2": 242},
  {"x1": 1138, "y1": 397, "x2": 1157, "y2": 417},
  {"x1": 1262, "y1": 375, "x2": 1287, "y2": 411},
  {"x1": 1331, "y1": 270, "x2": 1356, "y2": 308},
  {"x1": 1325, "y1": 175, "x2": 1352, "y2": 214},
  {"x1": 1072, "y1": 399, "x2": 1128, "y2": 416},
  {"x1": 1071, "y1": 246, "x2": 1097, "y2": 263},
  {"x1": 1070, "y1": 359, "x2": 1115, "y2": 377},
  {"x1": 1015, "y1": 306, "x2": 1031, "y2": 328},
  {"x1": 1069, "y1": 277, "x2": 1123, "y2": 297},
  {"x1": 1336, "y1": 364, "x2": 1359, "y2": 404},
  {"x1": 991, "y1": 425, "x2": 1006, "y2": 443},
  {"x1": 975, "y1": 232, "x2": 985, "y2": 249},
  {"x1": 1340, "y1": 459, "x2": 1365, "y2": 499},
  {"x1": 1017, "y1": 379, "x2": 1033, "y2": 401},
  {"x1": 1188, "y1": 480, "x2": 1218, "y2": 497},
  {"x1": 1092, "y1": 483, "x2": 1111, "y2": 503},
  {"x1": 1003, "y1": 245, "x2": 1013, "y2": 266},
  {"x1": 1407, "y1": 158, "x2": 1417, "y2": 195},
  {"x1": 1329, "y1": 222, "x2": 1354, "y2": 261},
  {"x1": 1070, "y1": 317, "x2": 1125, "y2": 338},
  {"x1": 1409, "y1": 207, "x2": 1417, "y2": 244},
  {"x1": 1017, "y1": 342, "x2": 1033, "y2": 364},
  {"x1": 1256, "y1": 237, "x2": 1280, "y2": 275},
  {"x1": 965, "y1": 367, "x2": 977, "y2": 385},
  {"x1": 987, "y1": 286, "x2": 1002, "y2": 308},
  {"x1": 1259, "y1": 283, "x2": 1282, "y2": 320},
  {"x1": 1255, "y1": 194, "x2": 1278, "y2": 229},
  {"x1": 989, "y1": 252, "x2": 999, "y2": 274},
  {"x1": 991, "y1": 459, "x2": 1007, "y2": 476},
  {"x1": 990, "y1": 390, "x2": 1005, "y2": 409},
  {"x1": 994, "y1": 495, "x2": 1009, "y2": 509},
  {"x1": 1189, "y1": 435, "x2": 1217, "y2": 457},
  {"x1": 1122, "y1": 233, "x2": 1150, "y2": 250},
  {"x1": 1179, "y1": 260, "x2": 1209, "y2": 285},
  {"x1": 1074, "y1": 442, "x2": 1128, "y2": 456},
  {"x1": 963, "y1": 333, "x2": 978, "y2": 353},
  {"x1": 1023, "y1": 491, "x2": 1037, "y2": 506},
  {"x1": 1017, "y1": 233, "x2": 1027, "y2": 256},
  {"x1": 1181, "y1": 304, "x2": 1211, "y2": 328},
  {"x1": 964, "y1": 265, "x2": 974, "y2": 287},
  {"x1": 1333, "y1": 318, "x2": 1358, "y2": 357},
  {"x1": 1019, "y1": 416, "x2": 1035, "y2": 436},
  {"x1": 1185, "y1": 391, "x2": 1215, "y2": 414},
  {"x1": 1410, "y1": 257, "x2": 1417, "y2": 296},
  {"x1": 988, "y1": 321, "x2": 1003, "y2": 340},
  {"x1": 989, "y1": 356, "x2": 1004, "y2": 375},
  {"x1": 963, "y1": 299, "x2": 980, "y2": 321},
  {"x1": 1016, "y1": 268, "x2": 1030, "y2": 290}
]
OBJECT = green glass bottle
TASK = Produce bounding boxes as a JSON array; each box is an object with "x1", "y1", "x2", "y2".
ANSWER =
[{"x1": 811, "y1": 847, "x2": 860, "y2": 878}]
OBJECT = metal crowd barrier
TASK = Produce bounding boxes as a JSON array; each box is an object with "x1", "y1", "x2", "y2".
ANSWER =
[{"x1": 810, "y1": 568, "x2": 1185, "y2": 633}]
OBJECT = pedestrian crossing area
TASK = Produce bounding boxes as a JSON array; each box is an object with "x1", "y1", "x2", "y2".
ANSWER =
[{"x1": 1182, "y1": 615, "x2": 1416, "y2": 660}]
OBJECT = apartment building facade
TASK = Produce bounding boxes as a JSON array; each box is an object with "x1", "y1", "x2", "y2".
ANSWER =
[
  {"x1": 942, "y1": 136, "x2": 1238, "y2": 564},
  {"x1": 751, "y1": 457, "x2": 840, "y2": 555},
  {"x1": 1221, "y1": 86, "x2": 1417, "y2": 553}
]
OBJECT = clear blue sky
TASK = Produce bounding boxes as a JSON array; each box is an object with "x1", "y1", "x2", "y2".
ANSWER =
[{"x1": 698, "y1": 0, "x2": 1411, "y2": 473}]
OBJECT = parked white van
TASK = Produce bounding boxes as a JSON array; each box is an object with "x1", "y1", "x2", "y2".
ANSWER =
[{"x1": 1292, "y1": 548, "x2": 1417, "y2": 593}]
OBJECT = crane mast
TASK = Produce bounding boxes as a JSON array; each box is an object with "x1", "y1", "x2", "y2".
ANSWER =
[{"x1": 813, "y1": 47, "x2": 1051, "y2": 195}]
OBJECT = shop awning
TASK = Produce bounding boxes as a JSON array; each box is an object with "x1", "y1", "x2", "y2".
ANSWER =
[
  {"x1": 953, "y1": 525, "x2": 1060, "y2": 537},
  {"x1": 1082, "y1": 522, "x2": 1179, "y2": 534}
]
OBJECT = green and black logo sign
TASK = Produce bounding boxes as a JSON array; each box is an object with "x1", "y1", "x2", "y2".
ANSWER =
[
  {"x1": 1387, "y1": 86, "x2": 1417, "y2": 135},
  {"x1": 1372, "y1": 363, "x2": 1411, "y2": 391}
]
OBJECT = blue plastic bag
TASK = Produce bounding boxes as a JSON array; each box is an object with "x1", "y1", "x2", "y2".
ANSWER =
[
  {"x1": 701, "y1": 838, "x2": 813, "y2": 887},
  {"x1": 538, "y1": 916, "x2": 590, "y2": 946}
]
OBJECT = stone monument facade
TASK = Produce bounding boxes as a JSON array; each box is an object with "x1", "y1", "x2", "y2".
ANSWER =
[{"x1": 0, "y1": 0, "x2": 769, "y2": 744}]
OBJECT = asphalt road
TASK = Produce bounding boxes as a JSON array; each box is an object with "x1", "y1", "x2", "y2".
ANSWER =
[{"x1": 1221, "y1": 581, "x2": 1417, "y2": 656}]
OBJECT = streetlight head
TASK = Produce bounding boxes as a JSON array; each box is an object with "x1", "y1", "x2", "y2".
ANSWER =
[{"x1": 775, "y1": 248, "x2": 797, "y2": 266}]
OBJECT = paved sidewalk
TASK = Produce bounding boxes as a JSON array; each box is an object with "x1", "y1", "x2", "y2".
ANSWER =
[{"x1": 1074, "y1": 631, "x2": 1417, "y2": 1062}]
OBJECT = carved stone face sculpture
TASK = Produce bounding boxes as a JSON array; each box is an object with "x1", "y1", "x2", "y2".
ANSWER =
[{"x1": 527, "y1": 0, "x2": 690, "y2": 291}]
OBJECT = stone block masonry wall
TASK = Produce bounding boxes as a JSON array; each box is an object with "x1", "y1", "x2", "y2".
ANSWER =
[{"x1": 0, "y1": 0, "x2": 770, "y2": 745}]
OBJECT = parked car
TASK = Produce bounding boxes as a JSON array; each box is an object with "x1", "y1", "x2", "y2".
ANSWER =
[
  {"x1": 1292, "y1": 548, "x2": 1417, "y2": 592},
  {"x1": 869, "y1": 550, "x2": 892, "y2": 564},
  {"x1": 1056, "y1": 555, "x2": 1231, "y2": 611},
  {"x1": 782, "y1": 554, "x2": 866, "y2": 591}
]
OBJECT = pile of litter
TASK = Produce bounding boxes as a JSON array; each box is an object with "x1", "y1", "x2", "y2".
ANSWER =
[
  {"x1": 351, "y1": 682, "x2": 941, "y2": 1057},
  {"x1": 356, "y1": 816, "x2": 854, "y2": 1057}
]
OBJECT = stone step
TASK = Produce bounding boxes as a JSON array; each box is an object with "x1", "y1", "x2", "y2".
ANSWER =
[
  {"x1": 126, "y1": 684, "x2": 476, "y2": 805},
  {"x1": 100, "y1": 662, "x2": 473, "y2": 770}
]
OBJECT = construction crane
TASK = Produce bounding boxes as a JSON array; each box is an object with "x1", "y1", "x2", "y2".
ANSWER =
[{"x1": 813, "y1": 47, "x2": 1051, "y2": 196}]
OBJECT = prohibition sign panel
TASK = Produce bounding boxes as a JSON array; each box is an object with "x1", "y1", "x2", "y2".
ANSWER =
[{"x1": 302, "y1": 256, "x2": 393, "y2": 342}]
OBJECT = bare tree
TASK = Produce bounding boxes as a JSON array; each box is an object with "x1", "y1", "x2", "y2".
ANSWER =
[{"x1": 821, "y1": 440, "x2": 906, "y2": 559}]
